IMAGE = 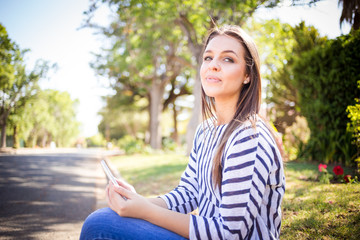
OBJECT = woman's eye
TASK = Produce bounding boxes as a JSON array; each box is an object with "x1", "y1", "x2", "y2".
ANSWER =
[
  {"x1": 204, "y1": 56, "x2": 212, "y2": 61},
  {"x1": 224, "y1": 57, "x2": 234, "y2": 63}
]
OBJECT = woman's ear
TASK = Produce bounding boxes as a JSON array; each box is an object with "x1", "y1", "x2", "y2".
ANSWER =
[{"x1": 244, "y1": 76, "x2": 250, "y2": 84}]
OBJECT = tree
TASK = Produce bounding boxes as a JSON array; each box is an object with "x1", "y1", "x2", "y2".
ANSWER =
[
  {"x1": 98, "y1": 90, "x2": 149, "y2": 141},
  {"x1": 85, "y1": 0, "x2": 279, "y2": 152},
  {"x1": 44, "y1": 90, "x2": 80, "y2": 147},
  {"x1": 87, "y1": 1, "x2": 194, "y2": 149},
  {"x1": 346, "y1": 80, "x2": 360, "y2": 172},
  {"x1": 293, "y1": 29, "x2": 360, "y2": 165},
  {"x1": 162, "y1": 74, "x2": 192, "y2": 144},
  {"x1": 244, "y1": 19, "x2": 296, "y2": 132},
  {"x1": 339, "y1": 0, "x2": 360, "y2": 31},
  {"x1": 0, "y1": 24, "x2": 51, "y2": 148},
  {"x1": 19, "y1": 89, "x2": 80, "y2": 148},
  {"x1": 0, "y1": 24, "x2": 20, "y2": 148},
  {"x1": 251, "y1": 21, "x2": 327, "y2": 133}
]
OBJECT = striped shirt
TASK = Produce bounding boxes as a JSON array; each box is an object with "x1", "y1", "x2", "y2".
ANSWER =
[{"x1": 160, "y1": 118, "x2": 285, "y2": 240}]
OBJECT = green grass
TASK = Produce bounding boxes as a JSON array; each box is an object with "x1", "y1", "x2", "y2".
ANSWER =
[
  {"x1": 110, "y1": 153, "x2": 360, "y2": 239},
  {"x1": 281, "y1": 161, "x2": 360, "y2": 240},
  {"x1": 110, "y1": 153, "x2": 188, "y2": 197}
]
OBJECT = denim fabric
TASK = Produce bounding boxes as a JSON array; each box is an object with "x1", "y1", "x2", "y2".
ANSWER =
[{"x1": 80, "y1": 207, "x2": 188, "y2": 240}]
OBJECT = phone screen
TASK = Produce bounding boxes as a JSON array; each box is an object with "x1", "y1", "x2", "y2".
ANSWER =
[{"x1": 101, "y1": 160, "x2": 120, "y2": 187}]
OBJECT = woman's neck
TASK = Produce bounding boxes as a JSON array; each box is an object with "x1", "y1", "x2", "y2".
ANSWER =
[{"x1": 215, "y1": 100, "x2": 236, "y2": 125}]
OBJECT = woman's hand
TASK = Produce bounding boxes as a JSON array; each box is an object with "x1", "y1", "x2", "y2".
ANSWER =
[
  {"x1": 106, "y1": 182, "x2": 190, "y2": 238},
  {"x1": 115, "y1": 178, "x2": 136, "y2": 193},
  {"x1": 106, "y1": 182, "x2": 153, "y2": 219}
]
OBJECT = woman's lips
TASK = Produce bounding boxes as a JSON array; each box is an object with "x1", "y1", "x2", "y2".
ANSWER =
[{"x1": 205, "y1": 75, "x2": 221, "y2": 83}]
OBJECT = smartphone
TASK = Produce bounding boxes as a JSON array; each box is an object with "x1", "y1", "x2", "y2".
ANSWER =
[
  {"x1": 101, "y1": 159, "x2": 120, "y2": 187},
  {"x1": 101, "y1": 159, "x2": 127, "y2": 200}
]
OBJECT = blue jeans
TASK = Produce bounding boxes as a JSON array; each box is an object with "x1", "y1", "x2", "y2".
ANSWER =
[{"x1": 80, "y1": 207, "x2": 188, "y2": 240}]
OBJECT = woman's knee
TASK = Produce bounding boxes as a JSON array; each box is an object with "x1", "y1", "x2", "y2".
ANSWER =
[
  {"x1": 80, "y1": 207, "x2": 122, "y2": 240},
  {"x1": 80, "y1": 207, "x2": 188, "y2": 240}
]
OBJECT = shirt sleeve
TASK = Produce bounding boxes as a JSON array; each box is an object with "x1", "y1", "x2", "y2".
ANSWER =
[
  {"x1": 189, "y1": 124, "x2": 282, "y2": 240},
  {"x1": 159, "y1": 125, "x2": 201, "y2": 214}
]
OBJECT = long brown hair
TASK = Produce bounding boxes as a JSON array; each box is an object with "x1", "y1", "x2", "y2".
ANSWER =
[{"x1": 201, "y1": 25, "x2": 262, "y2": 189}]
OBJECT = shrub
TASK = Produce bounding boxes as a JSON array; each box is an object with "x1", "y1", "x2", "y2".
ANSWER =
[
  {"x1": 117, "y1": 135, "x2": 147, "y2": 154},
  {"x1": 318, "y1": 163, "x2": 331, "y2": 184},
  {"x1": 162, "y1": 137, "x2": 178, "y2": 152},
  {"x1": 293, "y1": 29, "x2": 360, "y2": 166},
  {"x1": 346, "y1": 80, "x2": 360, "y2": 173},
  {"x1": 283, "y1": 116, "x2": 310, "y2": 160},
  {"x1": 86, "y1": 133, "x2": 106, "y2": 147}
]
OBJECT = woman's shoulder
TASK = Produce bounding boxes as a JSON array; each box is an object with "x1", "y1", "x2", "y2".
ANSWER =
[
  {"x1": 226, "y1": 116, "x2": 277, "y2": 147},
  {"x1": 195, "y1": 118, "x2": 218, "y2": 135},
  {"x1": 224, "y1": 116, "x2": 282, "y2": 167},
  {"x1": 255, "y1": 117, "x2": 278, "y2": 147},
  {"x1": 254, "y1": 118, "x2": 283, "y2": 166}
]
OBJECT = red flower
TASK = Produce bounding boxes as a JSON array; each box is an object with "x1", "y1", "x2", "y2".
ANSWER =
[
  {"x1": 333, "y1": 165, "x2": 344, "y2": 176},
  {"x1": 318, "y1": 164, "x2": 327, "y2": 172},
  {"x1": 344, "y1": 175, "x2": 352, "y2": 183}
]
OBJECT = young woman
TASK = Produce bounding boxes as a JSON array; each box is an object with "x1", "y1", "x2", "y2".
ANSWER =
[{"x1": 80, "y1": 25, "x2": 285, "y2": 240}]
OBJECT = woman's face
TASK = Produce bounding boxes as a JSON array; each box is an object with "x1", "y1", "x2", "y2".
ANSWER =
[{"x1": 200, "y1": 35, "x2": 249, "y2": 104}]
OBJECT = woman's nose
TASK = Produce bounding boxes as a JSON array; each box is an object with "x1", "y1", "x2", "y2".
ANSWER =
[{"x1": 209, "y1": 59, "x2": 220, "y2": 71}]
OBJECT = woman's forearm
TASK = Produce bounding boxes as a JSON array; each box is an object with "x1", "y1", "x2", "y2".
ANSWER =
[
  {"x1": 110, "y1": 184, "x2": 190, "y2": 238},
  {"x1": 144, "y1": 203, "x2": 190, "y2": 238},
  {"x1": 148, "y1": 197, "x2": 168, "y2": 208}
]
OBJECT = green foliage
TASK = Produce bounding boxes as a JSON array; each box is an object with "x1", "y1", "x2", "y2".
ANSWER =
[
  {"x1": 18, "y1": 89, "x2": 80, "y2": 147},
  {"x1": 318, "y1": 166, "x2": 332, "y2": 184},
  {"x1": 346, "y1": 80, "x2": 360, "y2": 172},
  {"x1": 1, "y1": 24, "x2": 79, "y2": 148},
  {"x1": 86, "y1": 0, "x2": 280, "y2": 150},
  {"x1": 86, "y1": 133, "x2": 107, "y2": 147},
  {"x1": 294, "y1": 30, "x2": 360, "y2": 166},
  {"x1": 162, "y1": 137, "x2": 177, "y2": 152},
  {"x1": 249, "y1": 21, "x2": 327, "y2": 134},
  {"x1": 318, "y1": 172, "x2": 331, "y2": 184},
  {"x1": 347, "y1": 90, "x2": 360, "y2": 144},
  {"x1": 248, "y1": 21, "x2": 328, "y2": 161},
  {"x1": 117, "y1": 135, "x2": 148, "y2": 154},
  {"x1": 283, "y1": 116, "x2": 310, "y2": 160},
  {"x1": 0, "y1": 24, "x2": 19, "y2": 90},
  {"x1": 88, "y1": 0, "x2": 197, "y2": 148},
  {"x1": 98, "y1": 93, "x2": 149, "y2": 141},
  {"x1": 0, "y1": 23, "x2": 54, "y2": 148},
  {"x1": 282, "y1": 161, "x2": 360, "y2": 240}
]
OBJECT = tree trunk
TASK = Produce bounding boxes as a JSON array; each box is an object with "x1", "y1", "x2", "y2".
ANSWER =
[
  {"x1": 186, "y1": 70, "x2": 202, "y2": 155},
  {"x1": 175, "y1": 15, "x2": 203, "y2": 155},
  {"x1": 1, "y1": 123, "x2": 6, "y2": 148},
  {"x1": 149, "y1": 81, "x2": 165, "y2": 149},
  {"x1": 172, "y1": 104, "x2": 179, "y2": 145},
  {"x1": 0, "y1": 110, "x2": 9, "y2": 148},
  {"x1": 41, "y1": 133, "x2": 48, "y2": 148},
  {"x1": 105, "y1": 123, "x2": 110, "y2": 142},
  {"x1": 354, "y1": 10, "x2": 360, "y2": 30},
  {"x1": 13, "y1": 125, "x2": 19, "y2": 149}
]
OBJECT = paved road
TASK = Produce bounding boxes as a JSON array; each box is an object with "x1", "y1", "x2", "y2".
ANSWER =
[{"x1": 0, "y1": 149, "x2": 113, "y2": 240}]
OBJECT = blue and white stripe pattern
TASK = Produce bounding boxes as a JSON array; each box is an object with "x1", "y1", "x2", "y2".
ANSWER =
[{"x1": 160, "y1": 117, "x2": 285, "y2": 239}]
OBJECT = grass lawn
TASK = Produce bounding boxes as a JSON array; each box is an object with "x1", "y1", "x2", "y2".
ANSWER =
[
  {"x1": 282, "y1": 161, "x2": 360, "y2": 239},
  {"x1": 110, "y1": 153, "x2": 188, "y2": 197},
  {"x1": 110, "y1": 153, "x2": 360, "y2": 239}
]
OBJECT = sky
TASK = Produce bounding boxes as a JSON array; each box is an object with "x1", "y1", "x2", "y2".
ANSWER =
[{"x1": 0, "y1": 0, "x2": 351, "y2": 138}]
